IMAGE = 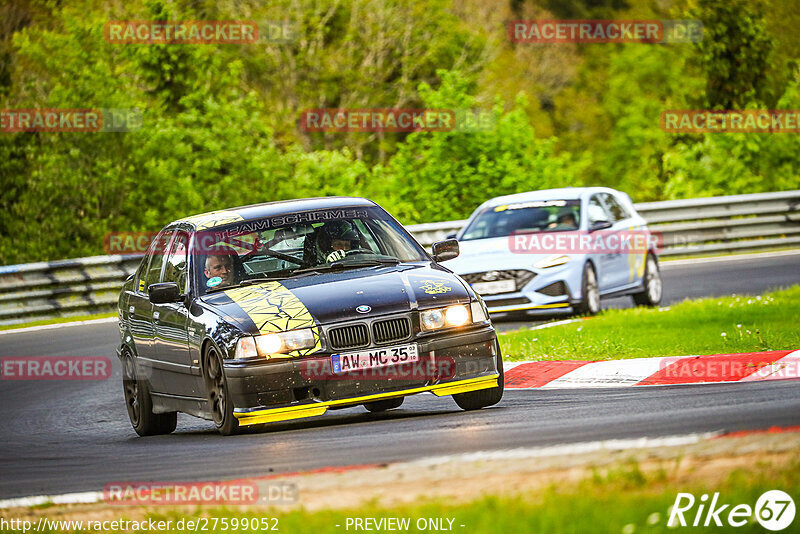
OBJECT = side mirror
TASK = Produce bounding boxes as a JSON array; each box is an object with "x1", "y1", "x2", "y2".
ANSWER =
[
  {"x1": 148, "y1": 282, "x2": 182, "y2": 304},
  {"x1": 432, "y1": 239, "x2": 459, "y2": 262},
  {"x1": 590, "y1": 220, "x2": 612, "y2": 232}
]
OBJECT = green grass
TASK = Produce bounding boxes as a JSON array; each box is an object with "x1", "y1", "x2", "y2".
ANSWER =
[
  {"x1": 0, "y1": 312, "x2": 116, "y2": 331},
  {"x1": 498, "y1": 285, "x2": 800, "y2": 361},
  {"x1": 7, "y1": 455, "x2": 797, "y2": 533}
]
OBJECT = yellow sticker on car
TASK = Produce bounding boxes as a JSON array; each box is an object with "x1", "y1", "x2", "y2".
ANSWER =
[
  {"x1": 224, "y1": 282, "x2": 322, "y2": 356},
  {"x1": 177, "y1": 210, "x2": 244, "y2": 230},
  {"x1": 419, "y1": 280, "x2": 453, "y2": 295}
]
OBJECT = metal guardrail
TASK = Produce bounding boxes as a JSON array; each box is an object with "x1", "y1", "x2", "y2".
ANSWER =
[
  {"x1": 406, "y1": 190, "x2": 800, "y2": 251},
  {"x1": 1, "y1": 190, "x2": 798, "y2": 326}
]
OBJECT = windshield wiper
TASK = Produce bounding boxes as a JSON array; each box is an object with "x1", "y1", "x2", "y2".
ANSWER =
[
  {"x1": 239, "y1": 276, "x2": 290, "y2": 286},
  {"x1": 290, "y1": 258, "x2": 400, "y2": 276}
]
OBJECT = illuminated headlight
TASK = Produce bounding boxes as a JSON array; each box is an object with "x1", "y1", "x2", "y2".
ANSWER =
[
  {"x1": 235, "y1": 328, "x2": 316, "y2": 359},
  {"x1": 420, "y1": 304, "x2": 472, "y2": 332},
  {"x1": 534, "y1": 255, "x2": 570, "y2": 269}
]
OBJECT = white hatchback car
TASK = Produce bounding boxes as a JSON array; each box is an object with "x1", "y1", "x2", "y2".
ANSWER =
[{"x1": 445, "y1": 187, "x2": 663, "y2": 317}]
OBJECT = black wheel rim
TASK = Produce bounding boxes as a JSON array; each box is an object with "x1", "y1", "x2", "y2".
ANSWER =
[
  {"x1": 206, "y1": 349, "x2": 226, "y2": 425},
  {"x1": 122, "y1": 354, "x2": 140, "y2": 426}
]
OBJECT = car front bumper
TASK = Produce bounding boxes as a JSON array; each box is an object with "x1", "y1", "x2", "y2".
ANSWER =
[{"x1": 224, "y1": 327, "x2": 500, "y2": 426}]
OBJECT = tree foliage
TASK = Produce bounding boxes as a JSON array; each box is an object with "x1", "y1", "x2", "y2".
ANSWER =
[{"x1": 0, "y1": 0, "x2": 798, "y2": 263}]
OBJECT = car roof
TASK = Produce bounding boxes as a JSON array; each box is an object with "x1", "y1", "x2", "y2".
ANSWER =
[
  {"x1": 169, "y1": 197, "x2": 378, "y2": 230},
  {"x1": 477, "y1": 187, "x2": 623, "y2": 208}
]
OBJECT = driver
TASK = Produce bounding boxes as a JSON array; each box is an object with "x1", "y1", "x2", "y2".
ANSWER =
[
  {"x1": 317, "y1": 220, "x2": 361, "y2": 263},
  {"x1": 547, "y1": 208, "x2": 578, "y2": 230}
]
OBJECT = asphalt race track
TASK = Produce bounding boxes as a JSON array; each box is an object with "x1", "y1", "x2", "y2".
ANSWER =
[{"x1": 1, "y1": 252, "x2": 799, "y2": 499}]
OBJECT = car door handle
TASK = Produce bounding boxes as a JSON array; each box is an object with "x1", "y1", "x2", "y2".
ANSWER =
[{"x1": 153, "y1": 311, "x2": 160, "y2": 320}]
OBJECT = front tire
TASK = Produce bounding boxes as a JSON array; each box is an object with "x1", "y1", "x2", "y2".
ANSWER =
[
  {"x1": 204, "y1": 345, "x2": 240, "y2": 436},
  {"x1": 575, "y1": 262, "x2": 601, "y2": 315},
  {"x1": 364, "y1": 397, "x2": 404, "y2": 412},
  {"x1": 122, "y1": 350, "x2": 177, "y2": 436},
  {"x1": 453, "y1": 344, "x2": 504, "y2": 411},
  {"x1": 632, "y1": 254, "x2": 662, "y2": 307}
]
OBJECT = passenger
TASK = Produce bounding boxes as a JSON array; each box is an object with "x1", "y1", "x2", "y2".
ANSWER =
[{"x1": 204, "y1": 252, "x2": 236, "y2": 288}]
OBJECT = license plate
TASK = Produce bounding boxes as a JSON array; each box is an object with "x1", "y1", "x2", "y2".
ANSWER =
[
  {"x1": 331, "y1": 344, "x2": 419, "y2": 374},
  {"x1": 471, "y1": 279, "x2": 516, "y2": 295}
]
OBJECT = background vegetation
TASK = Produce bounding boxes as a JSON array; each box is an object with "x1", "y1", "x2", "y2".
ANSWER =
[
  {"x1": 498, "y1": 285, "x2": 800, "y2": 360},
  {"x1": 1, "y1": 0, "x2": 799, "y2": 263}
]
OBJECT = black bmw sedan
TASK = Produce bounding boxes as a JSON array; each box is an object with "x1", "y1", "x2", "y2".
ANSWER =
[{"x1": 117, "y1": 197, "x2": 503, "y2": 435}]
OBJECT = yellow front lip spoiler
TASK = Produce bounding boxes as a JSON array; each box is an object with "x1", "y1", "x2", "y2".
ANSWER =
[{"x1": 233, "y1": 374, "x2": 500, "y2": 427}]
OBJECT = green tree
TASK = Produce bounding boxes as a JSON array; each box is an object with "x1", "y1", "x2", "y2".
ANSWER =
[
  {"x1": 693, "y1": 0, "x2": 775, "y2": 109},
  {"x1": 377, "y1": 70, "x2": 581, "y2": 223}
]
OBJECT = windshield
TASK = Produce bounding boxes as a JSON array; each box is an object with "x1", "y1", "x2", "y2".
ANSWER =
[
  {"x1": 192, "y1": 206, "x2": 427, "y2": 295},
  {"x1": 460, "y1": 199, "x2": 581, "y2": 240}
]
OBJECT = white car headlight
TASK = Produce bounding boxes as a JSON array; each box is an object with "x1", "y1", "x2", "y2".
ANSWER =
[
  {"x1": 235, "y1": 328, "x2": 316, "y2": 359},
  {"x1": 420, "y1": 304, "x2": 473, "y2": 332},
  {"x1": 534, "y1": 255, "x2": 571, "y2": 269}
]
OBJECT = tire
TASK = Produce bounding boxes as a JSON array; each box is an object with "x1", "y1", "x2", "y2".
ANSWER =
[
  {"x1": 575, "y1": 262, "x2": 601, "y2": 315},
  {"x1": 453, "y1": 343, "x2": 504, "y2": 411},
  {"x1": 632, "y1": 254, "x2": 662, "y2": 307},
  {"x1": 122, "y1": 350, "x2": 177, "y2": 436},
  {"x1": 364, "y1": 397, "x2": 404, "y2": 412},
  {"x1": 203, "y1": 345, "x2": 240, "y2": 436}
]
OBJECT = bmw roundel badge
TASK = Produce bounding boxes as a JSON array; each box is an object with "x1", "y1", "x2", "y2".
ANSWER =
[{"x1": 356, "y1": 305, "x2": 371, "y2": 314}]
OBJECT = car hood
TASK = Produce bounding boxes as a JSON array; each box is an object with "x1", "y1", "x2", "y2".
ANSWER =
[
  {"x1": 199, "y1": 263, "x2": 472, "y2": 334},
  {"x1": 446, "y1": 237, "x2": 557, "y2": 274}
]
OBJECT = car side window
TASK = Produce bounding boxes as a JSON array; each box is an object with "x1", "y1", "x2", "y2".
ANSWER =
[
  {"x1": 601, "y1": 193, "x2": 630, "y2": 222},
  {"x1": 134, "y1": 258, "x2": 148, "y2": 293},
  {"x1": 162, "y1": 231, "x2": 189, "y2": 294},
  {"x1": 144, "y1": 230, "x2": 174, "y2": 291},
  {"x1": 587, "y1": 195, "x2": 611, "y2": 224}
]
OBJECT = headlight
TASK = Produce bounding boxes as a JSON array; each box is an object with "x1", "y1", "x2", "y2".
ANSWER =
[
  {"x1": 445, "y1": 304, "x2": 470, "y2": 326},
  {"x1": 235, "y1": 328, "x2": 316, "y2": 359},
  {"x1": 534, "y1": 255, "x2": 570, "y2": 269},
  {"x1": 420, "y1": 304, "x2": 473, "y2": 332},
  {"x1": 420, "y1": 308, "x2": 445, "y2": 331}
]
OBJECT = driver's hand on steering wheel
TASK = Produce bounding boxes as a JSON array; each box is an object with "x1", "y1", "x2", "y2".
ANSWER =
[{"x1": 326, "y1": 249, "x2": 347, "y2": 263}]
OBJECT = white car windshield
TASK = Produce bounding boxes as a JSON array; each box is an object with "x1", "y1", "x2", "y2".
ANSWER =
[{"x1": 461, "y1": 200, "x2": 581, "y2": 240}]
